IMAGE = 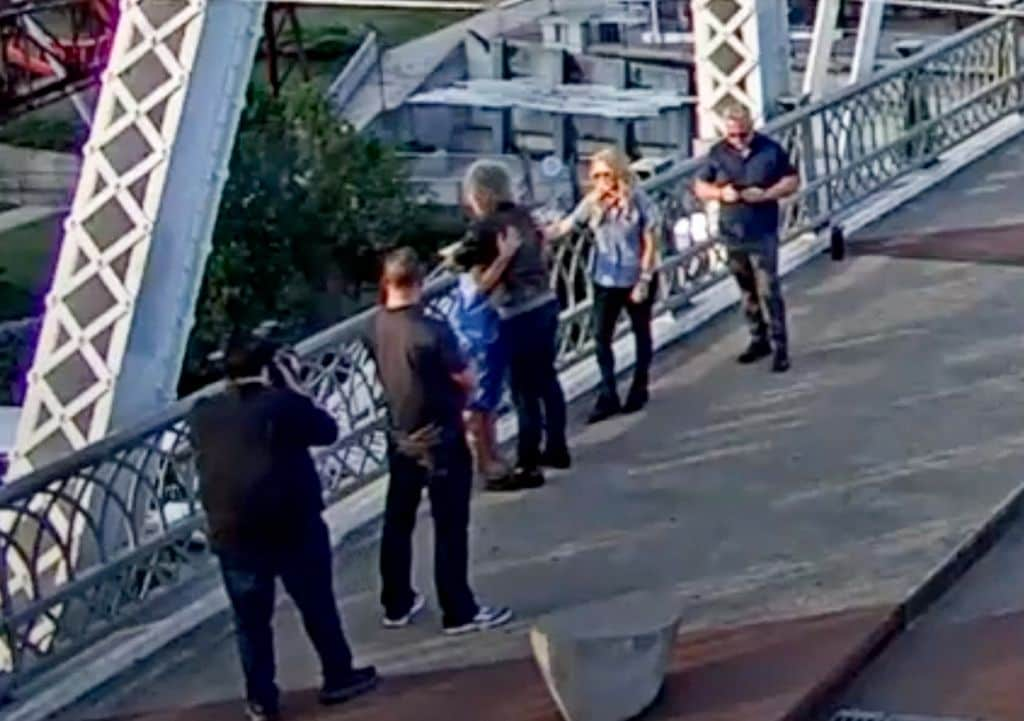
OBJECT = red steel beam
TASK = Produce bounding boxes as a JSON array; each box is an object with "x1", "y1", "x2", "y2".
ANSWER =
[{"x1": 0, "y1": 1, "x2": 312, "y2": 124}]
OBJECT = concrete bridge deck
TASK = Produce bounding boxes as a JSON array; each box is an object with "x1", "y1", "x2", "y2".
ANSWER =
[{"x1": 55, "y1": 137, "x2": 1024, "y2": 721}]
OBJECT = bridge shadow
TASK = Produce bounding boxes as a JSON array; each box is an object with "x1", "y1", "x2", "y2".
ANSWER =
[{"x1": 851, "y1": 223, "x2": 1024, "y2": 267}]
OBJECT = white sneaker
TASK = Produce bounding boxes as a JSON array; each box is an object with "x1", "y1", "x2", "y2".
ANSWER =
[
  {"x1": 443, "y1": 606, "x2": 513, "y2": 636},
  {"x1": 382, "y1": 593, "x2": 426, "y2": 629}
]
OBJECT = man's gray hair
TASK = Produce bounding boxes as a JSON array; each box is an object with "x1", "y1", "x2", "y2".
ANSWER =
[
  {"x1": 464, "y1": 159, "x2": 514, "y2": 213},
  {"x1": 723, "y1": 103, "x2": 753, "y2": 124}
]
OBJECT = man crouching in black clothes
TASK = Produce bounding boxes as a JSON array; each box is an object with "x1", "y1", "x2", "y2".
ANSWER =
[{"x1": 190, "y1": 333, "x2": 377, "y2": 721}]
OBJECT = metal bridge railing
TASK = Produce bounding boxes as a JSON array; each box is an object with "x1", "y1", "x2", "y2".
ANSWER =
[{"x1": 0, "y1": 14, "x2": 1020, "y2": 698}]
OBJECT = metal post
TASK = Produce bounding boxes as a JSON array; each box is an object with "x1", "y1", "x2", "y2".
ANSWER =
[
  {"x1": 803, "y1": 0, "x2": 842, "y2": 99},
  {"x1": 894, "y1": 39, "x2": 926, "y2": 162},
  {"x1": 284, "y1": 6, "x2": 312, "y2": 85},
  {"x1": 650, "y1": 0, "x2": 663, "y2": 43},
  {"x1": 798, "y1": 114, "x2": 821, "y2": 221},
  {"x1": 837, "y1": 0, "x2": 886, "y2": 161},
  {"x1": 850, "y1": 0, "x2": 886, "y2": 84},
  {"x1": 264, "y1": 6, "x2": 281, "y2": 94},
  {"x1": 377, "y1": 36, "x2": 387, "y2": 112}
]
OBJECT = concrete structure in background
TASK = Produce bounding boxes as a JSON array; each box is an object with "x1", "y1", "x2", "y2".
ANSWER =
[
  {"x1": 360, "y1": 5, "x2": 696, "y2": 207},
  {"x1": 332, "y1": 0, "x2": 946, "y2": 207},
  {"x1": 407, "y1": 78, "x2": 691, "y2": 167}
]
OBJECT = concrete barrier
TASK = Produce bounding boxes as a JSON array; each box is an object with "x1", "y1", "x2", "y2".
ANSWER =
[{"x1": 530, "y1": 591, "x2": 682, "y2": 721}]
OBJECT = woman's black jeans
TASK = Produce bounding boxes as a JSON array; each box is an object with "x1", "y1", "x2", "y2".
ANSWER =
[
  {"x1": 501, "y1": 300, "x2": 568, "y2": 470},
  {"x1": 592, "y1": 282, "x2": 655, "y2": 408}
]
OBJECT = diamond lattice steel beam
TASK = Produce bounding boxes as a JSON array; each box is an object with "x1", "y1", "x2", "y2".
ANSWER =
[
  {"x1": 1, "y1": 0, "x2": 265, "y2": 666},
  {"x1": 691, "y1": 0, "x2": 792, "y2": 140}
]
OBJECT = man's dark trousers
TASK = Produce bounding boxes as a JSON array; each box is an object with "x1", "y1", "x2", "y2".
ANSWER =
[
  {"x1": 380, "y1": 437, "x2": 479, "y2": 627},
  {"x1": 726, "y1": 241, "x2": 787, "y2": 352},
  {"x1": 218, "y1": 519, "x2": 353, "y2": 709},
  {"x1": 502, "y1": 300, "x2": 568, "y2": 468}
]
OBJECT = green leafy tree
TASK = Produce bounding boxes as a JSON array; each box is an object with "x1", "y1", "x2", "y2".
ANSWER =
[{"x1": 182, "y1": 84, "x2": 435, "y2": 391}]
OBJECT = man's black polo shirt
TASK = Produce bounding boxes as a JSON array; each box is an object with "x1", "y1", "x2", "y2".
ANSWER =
[
  {"x1": 373, "y1": 304, "x2": 466, "y2": 437},
  {"x1": 697, "y1": 133, "x2": 797, "y2": 248}
]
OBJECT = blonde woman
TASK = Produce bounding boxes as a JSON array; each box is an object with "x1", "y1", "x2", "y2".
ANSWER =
[{"x1": 548, "y1": 148, "x2": 658, "y2": 424}]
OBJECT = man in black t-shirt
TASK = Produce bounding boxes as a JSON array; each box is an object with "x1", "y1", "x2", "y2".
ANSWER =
[
  {"x1": 372, "y1": 247, "x2": 512, "y2": 635},
  {"x1": 695, "y1": 104, "x2": 800, "y2": 373}
]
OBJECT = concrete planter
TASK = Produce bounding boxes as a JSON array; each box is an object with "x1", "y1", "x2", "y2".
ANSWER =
[{"x1": 530, "y1": 591, "x2": 682, "y2": 721}]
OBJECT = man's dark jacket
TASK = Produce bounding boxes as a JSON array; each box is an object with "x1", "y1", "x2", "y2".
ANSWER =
[{"x1": 190, "y1": 382, "x2": 338, "y2": 555}]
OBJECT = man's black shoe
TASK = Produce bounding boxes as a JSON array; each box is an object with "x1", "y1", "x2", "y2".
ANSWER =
[
  {"x1": 587, "y1": 397, "x2": 621, "y2": 425},
  {"x1": 737, "y1": 340, "x2": 772, "y2": 365},
  {"x1": 541, "y1": 445, "x2": 572, "y2": 470},
  {"x1": 486, "y1": 467, "x2": 545, "y2": 491},
  {"x1": 320, "y1": 666, "x2": 379, "y2": 706},
  {"x1": 245, "y1": 702, "x2": 280, "y2": 721},
  {"x1": 512, "y1": 466, "x2": 546, "y2": 489},
  {"x1": 622, "y1": 386, "x2": 649, "y2": 414},
  {"x1": 772, "y1": 352, "x2": 791, "y2": 374}
]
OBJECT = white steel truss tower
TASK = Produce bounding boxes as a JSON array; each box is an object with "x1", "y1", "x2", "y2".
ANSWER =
[
  {"x1": 0, "y1": 0, "x2": 265, "y2": 664},
  {"x1": 691, "y1": 0, "x2": 792, "y2": 140},
  {"x1": 8, "y1": 0, "x2": 264, "y2": 478}
]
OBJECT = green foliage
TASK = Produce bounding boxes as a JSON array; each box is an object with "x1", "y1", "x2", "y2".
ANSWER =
[
  {"x1": 0, "y1": 114, "x2": 86, "y2": 153},
  {"x1": 284, "y1": 25, "x2": 358, "y2": 61},
  {"x1": 183, "y1": 83, "x2": 448, "y2": 391},
  {"x1": 0, "y1": 215, "x2": 62, "y2": 322},
  {"x1": 0, "y1": 313, "x2": 37, "y2": 406}
]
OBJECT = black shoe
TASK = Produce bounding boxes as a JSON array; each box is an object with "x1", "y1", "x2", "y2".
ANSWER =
[
  {"x1": 587, "y1": 397, "x2": 621, "y2": 425},
  {"x1": 737, "y1": 340, "x2": 772, "y2": 365},
  {"x1": 622, "y1": 386, "x2": 649, "y2": 414},
  {"x1": 772, "y1": 352, "x2": 791, "y2": 374},
  {"x1": 486, "y1": 466, "x2": 545, "y2": 492},
  {"x1": 245, "y1": 702, "x2": 280, "y2": 721},
  {"x1": 541, "y1": 445, "x2": 572, "y2": 470},
  {"x1": 320, "y1": 666, "x2": 379, "y2": 706}
]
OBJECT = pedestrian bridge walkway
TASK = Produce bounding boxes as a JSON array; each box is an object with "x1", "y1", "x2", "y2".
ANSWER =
[
  {"x1": 44, "y1": 107, "x2": 1024, "y2": 721},
  {"x1": 4, "y1": 15, "x2": 1024, "y2": 721}
]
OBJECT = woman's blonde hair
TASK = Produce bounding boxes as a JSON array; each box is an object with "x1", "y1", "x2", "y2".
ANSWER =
[
  {"x1": 463, "y1": 159, "x2": 514, "y2": 216},
  {"x1": 589, "y1": 147, "x2": 637, "y2": 196}
]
